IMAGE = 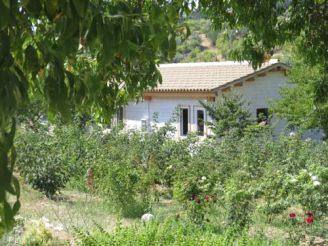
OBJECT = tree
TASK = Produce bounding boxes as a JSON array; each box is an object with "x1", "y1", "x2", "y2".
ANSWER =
[
  {"x1": 200, "y1": 1, "x2": 328, "y2": 68},
  {"x1": 199, "y1": 0, "x2": 328, "y2": 135},
  {"x1": 271, "y1": 45, "x2": 328, "y2": 137},
  {"x1": 0, "y1": 0, "x2": 195, "y2": 236},
  {"x1": 200, "y1": 94, "x2": 254, "y2": 137}
]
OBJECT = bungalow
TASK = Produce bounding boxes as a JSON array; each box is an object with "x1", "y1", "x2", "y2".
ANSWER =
[{"x1": 116, "y1": 59, "x2": 290, "y2": 138}]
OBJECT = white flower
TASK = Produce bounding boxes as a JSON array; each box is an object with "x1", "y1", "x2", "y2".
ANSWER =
[
  {"x1": 102, "y1": 128, "x2": 111, "y2": 135},
  {"x1": 41, "y1": 216, "x2": 49, "y2": 223},
  {"x1": 313, "y1": 180, "x2": 321, "y2": 186},
  {"x1": 141, "y1": 213, "x2": 154, "y2": 222},
  {"x1": 289, "y1": 131, "x2": 296, "y2": 137},
  {"x1": 290, "y1": 178, "x2": 297, "y2": 183},
  {"x1": 201, "y1": 176, "x2": 207, "y2": 181},
  {"x1": 311, "y1": 175, "x2": 319, "y2": 181},
  {"x1": 167, "y1": 165, "x2": 173, "y2": 169}
]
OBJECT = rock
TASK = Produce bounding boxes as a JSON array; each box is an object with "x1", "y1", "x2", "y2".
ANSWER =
[{"x1": 141, "y1": 213, "x2": 154, "y2": 222}]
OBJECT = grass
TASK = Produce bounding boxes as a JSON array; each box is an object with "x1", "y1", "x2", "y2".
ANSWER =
[
  {"x1": 0, "y1": 181, "x2": 183, "y2": 245},
  {"x1": 1, "y1": 181, "x2": 327, "y2": 245}
]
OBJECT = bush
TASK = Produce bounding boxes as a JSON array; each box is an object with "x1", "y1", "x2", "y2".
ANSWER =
[
  {"x1": 173, "y1": 154, "x2": 219, "y2": 224},
  {"x1": 200, "y1": 94, "x2": 254, "y2": 137},
  {"x1": 15, "y1": 123, "x2": 94, "y2": 198},
  {"x1": 21, "y1": 221, "x2": 64, "y2": 246},
  {"x1": 16, "y1": 127, "x2": 71, "y2": 198},
  {"x1": 93, "y1": 124, "x2": 177, "y2": 217},
  {"x1": 74, "y1": 219, "x2": 288, "y2": 245}
]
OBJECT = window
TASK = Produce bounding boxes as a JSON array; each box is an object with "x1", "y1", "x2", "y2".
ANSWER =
[
  {"x1": 256, "y1": 108, "x2": 269, "y2": 124},
  {"x1": 180, "y1": 108, "x2": 189, "y2": 136},
  {"x1": 196, "y1": 110, "x2": 205, "y2": 136}
]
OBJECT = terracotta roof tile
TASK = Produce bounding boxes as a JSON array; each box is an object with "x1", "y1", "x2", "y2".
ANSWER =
[{"x1": 150, "y1": 60, "x2": 282, "y2": 92}]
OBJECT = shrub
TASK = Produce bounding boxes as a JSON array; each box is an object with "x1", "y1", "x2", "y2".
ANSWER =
[
  {"x1": 15, "y1": 123, "x2": 94, "y2": 198},
  {"x1": 74, "y1": 219, "x2": 288, "y2": 246},
  {"x1": 200, "y1": 94, "x2": 254, "y2": 137},
  {"x1": 21, "y1": 221, "x2": 64, "y2": 246},
  {"x1": 93, "y1": 128, "x2": 165, "y2": 217},
  {"x1": 16, "y1": 128, "x2": 71, "y2": 198},
  {"x1": 173, "y1": 156, "x2": 219, "y2": 224}
]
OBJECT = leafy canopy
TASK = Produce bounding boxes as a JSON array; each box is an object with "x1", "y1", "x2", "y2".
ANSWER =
[
  {"x1": 199, "y1": 0, "x2": 328, "y2": 136},
  {"x1": 200, "y1": 94, "x2": 254, "y2": 137},
  {"x1": 0, "y1": 0, "x2": 195, "y2": 236},
  {"x1": 200, "y1": 0, "x2": 328, "y2": 68}
]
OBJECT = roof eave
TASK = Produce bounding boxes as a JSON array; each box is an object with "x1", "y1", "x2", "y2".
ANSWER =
[{"x1": 211, "y1": 62, "x2": 290, "y2": 92}]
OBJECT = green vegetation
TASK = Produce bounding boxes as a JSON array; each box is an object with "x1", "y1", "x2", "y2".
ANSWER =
[
  {"x1": 74, "y1": 219, "x2": 288, "y2": 246},
  {"x1": 0, "y1": 0, "x2": 193, "y2": 234},
  {"x1": 272, "y1": 44, "x2": 328, "y2": 137},
  {"x1": 21, "y1": 221, "x2": 65, "y2": 246},
  {"x1": 173, "y1": 17, "x2": 240, "y2": 63},
  {"x1": 1, "y1": 96, "x2": 325, "y2": 245},
  {"x1": 201, "y1": 1, "x2": 328, "y2": 136},
  {"x1": 200, "y1": 94, "x2": 254, "y2": 137},
  {"x1": 1, "y1": 1, "x2": 328, "y2": 244},
  {"x1": 174, "y1": 18, "x2": 221, "y2": 63}
]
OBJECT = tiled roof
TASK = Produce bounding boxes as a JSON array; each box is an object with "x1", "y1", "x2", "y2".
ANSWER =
[{"x1": 150, "y1": 60, "x2": 286, "y2": 92}]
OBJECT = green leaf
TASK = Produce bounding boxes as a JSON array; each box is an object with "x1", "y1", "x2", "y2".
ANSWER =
[
  {"x1": 0, "y1": 2, "x2": 10, "y2": 31},
  {"x1": 12, "y1": 201, "x2": 21, "y2": 215},
  {"x1": 72, "y1": 0, "x2": 88, "y2": 18},
  {"x1": 24, "y1": 45, "x2": 39, "y2": 74},
  {"x1": 12, "y1": 176, "x2": 20, "y2": 199},
  {"x1": 23, "y1": 0, "x2": 42, "y2": 17},
  {"x1": 45, "y1": 0, "x2": 59, "y2": 20},
  {"x1": 2, "y1": 0, "x2": 10, "y2": 9},
  {"x1": 3, "y1": 201, "x2": 13, "y2": 228},
  {"x1": 0, "y1": 32, "x2": 10, "y2": 57}
]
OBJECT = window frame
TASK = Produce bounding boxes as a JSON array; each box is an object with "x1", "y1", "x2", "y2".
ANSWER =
[{"x1": 196, "y1": 109, "x2": 205, "y2": 136}]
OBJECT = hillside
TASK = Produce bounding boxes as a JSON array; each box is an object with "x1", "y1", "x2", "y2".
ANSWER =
[
  {"x1": 173, "y1": 18, "x2": 229, "y2": 63},
  {"x1": 173, "y1": 18, "x2": 284, "y2": 64}
]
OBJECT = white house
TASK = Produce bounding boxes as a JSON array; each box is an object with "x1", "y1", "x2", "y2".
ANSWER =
[{"x1": 116, "y1": 59, "x2": 290, "y2": 138}]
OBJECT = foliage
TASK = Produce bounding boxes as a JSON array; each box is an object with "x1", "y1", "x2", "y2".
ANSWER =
[
  {"x1": 93, "y1": 123, "x2": 177, "y2": 217},
  {"x1": 6, "y1": 122, "x2": 328, "y2": 243},
  {"x1": 0, "y1": 0, "x2": 196, "y2": 234},
  {"x1": 74, "y1": 219, "x2": 287, "y2": 246},
  {"x1": 15, "y1": 121, "x2": 95, "y2": 198},
  {"x1": 174, "y1": 18, "x2": 227, "y2": 63},
  {"x1": 200, "y1": 94, "x2": 255, "y2": 137},
  {"x1": 200, "y1": 1, "x2": 328, "y2": 68},
  {"x1": 199, "y1": 1, "x2": 328, "y2": 136},
  {"x1": 0, "y1": 121, "x2": 20, "y2": 237},
  {"x1": 169, "y1": 124, "x2": 327, "y2": 238},
  {"x1": 173, "y1": 146, "x2": 219, "y2": 224},
  {"x1": 21, "y1": 221, "x2": 64, "y2": 246},
  {"x1": 272, "y1": 44, "x2": 328, "y2": 137},
  {"x1": 16, "y1": 127, "x2": 70, "y2": 198}
]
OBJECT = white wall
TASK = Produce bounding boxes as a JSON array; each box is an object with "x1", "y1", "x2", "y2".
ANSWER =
[
  {"x1": 124, "y1": 98, "x2": 209, "y2": 138},
  {"x1": 217, "y1": 72, "x2": 286, "y2": 116},
  {"x1": 123, "y1": 71, "x2": 323, "y2": 139}
]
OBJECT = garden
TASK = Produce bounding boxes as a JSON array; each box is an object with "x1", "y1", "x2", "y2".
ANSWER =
[
  {"x1": 1, "y1": 1, "x2": 328, "y2": 245},
  {"x1": 1, "y1": 96, "x2": 327, "y2": 245}
]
